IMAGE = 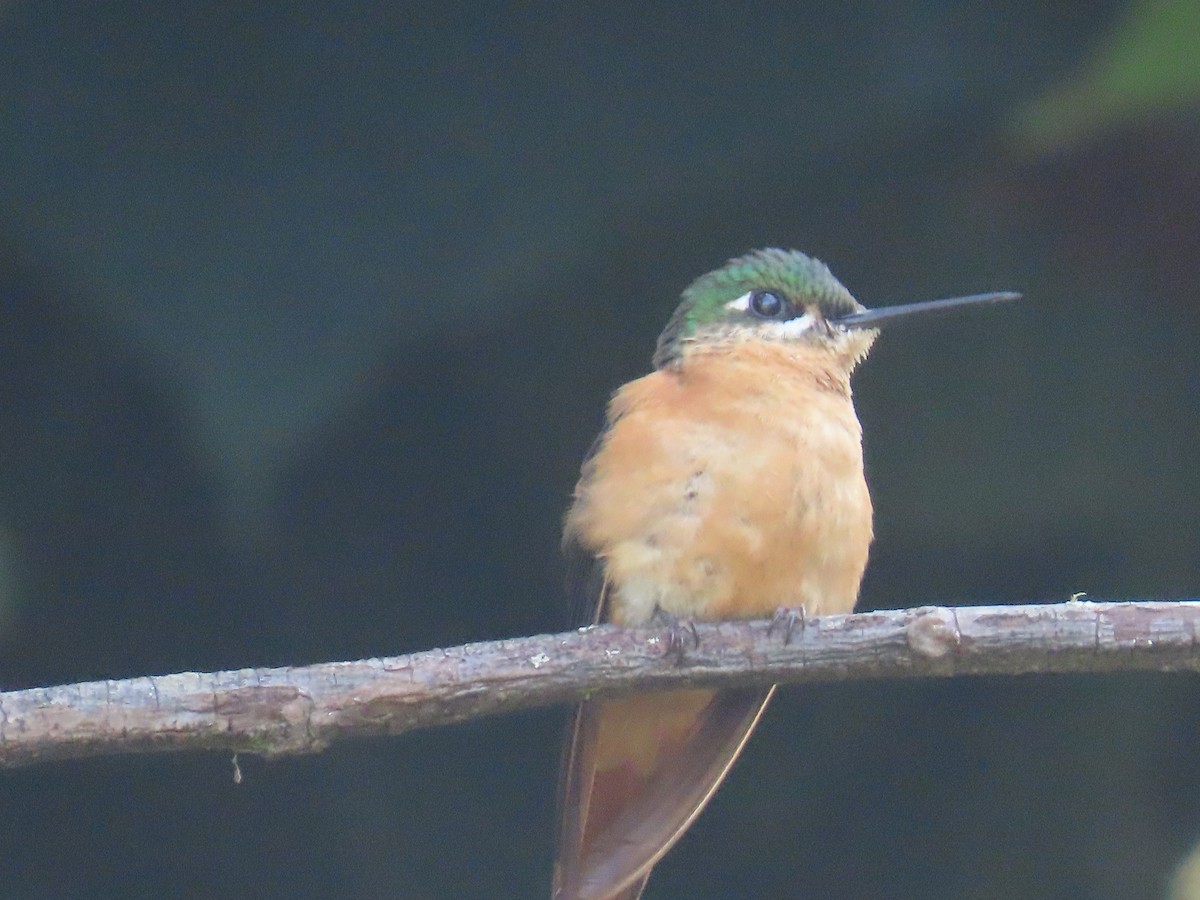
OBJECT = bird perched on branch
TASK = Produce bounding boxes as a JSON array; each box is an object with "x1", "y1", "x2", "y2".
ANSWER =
[
  {"x1": 549, "y1": 248, "x2": 1012, "y2": 900},
  {"x1": 553, "y1": 248, "x2": 1017, "y2": 899}
]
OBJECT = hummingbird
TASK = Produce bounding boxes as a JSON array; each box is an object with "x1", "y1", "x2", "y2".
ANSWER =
[{"x1": 552, "y1": 248, "x2": 1018, "y2": 900}]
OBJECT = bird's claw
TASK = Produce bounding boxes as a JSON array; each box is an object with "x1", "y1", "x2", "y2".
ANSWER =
[
  {"x1": 652, "y1": 607, "x2": 700, "y2": 664},
  {"x1": 767, "y1": 606, "x2": 806, "y2": 646}
]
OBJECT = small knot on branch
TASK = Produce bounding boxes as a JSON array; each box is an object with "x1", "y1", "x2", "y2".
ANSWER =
[{"x1": 906, "y1": 607, "x2": 961, "y2": 659}]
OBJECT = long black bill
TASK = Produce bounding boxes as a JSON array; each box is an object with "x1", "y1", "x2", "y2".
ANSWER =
[{"x1": 834, "y1": 291, "x2": 1021, "y2": 329}]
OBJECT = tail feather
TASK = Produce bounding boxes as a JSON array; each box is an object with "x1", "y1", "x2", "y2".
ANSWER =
[{"x1": 553, "y1": 685, "x2": 776, "y2": 900}]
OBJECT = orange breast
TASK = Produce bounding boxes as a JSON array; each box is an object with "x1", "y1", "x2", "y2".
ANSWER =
[{"x1": 565, "y1": 342, "x2": 873, "y2": 624}]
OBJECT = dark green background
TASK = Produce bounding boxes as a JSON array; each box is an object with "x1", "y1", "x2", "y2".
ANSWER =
[{"x1": 2, "y1": 2, "x2": 1199, "y2": 897}]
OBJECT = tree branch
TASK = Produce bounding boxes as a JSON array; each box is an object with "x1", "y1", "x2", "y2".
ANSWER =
[{"x1": 2, "y1": 599, "x2": 1198, "y2": 769}]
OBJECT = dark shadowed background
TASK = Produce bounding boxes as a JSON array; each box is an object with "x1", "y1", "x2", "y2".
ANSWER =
[{"x1": 2, "y1": 2, "x2": 1199, "y2": 898}]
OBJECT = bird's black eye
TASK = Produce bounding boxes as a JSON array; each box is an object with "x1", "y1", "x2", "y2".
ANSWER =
[{"x1": 749, "y1": 290, "x2": 786, "y2": 319}]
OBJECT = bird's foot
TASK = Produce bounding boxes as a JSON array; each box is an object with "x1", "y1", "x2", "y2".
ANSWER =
[
  {"x1": 651, "y1": 607, "x2": 700, "y2": 665},
  {"x1": 767, "y1": 606, "x2": 807, "y2": 646}
]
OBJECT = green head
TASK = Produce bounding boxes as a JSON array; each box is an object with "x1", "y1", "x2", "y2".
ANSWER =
[
  {"x1": 652, "y1": 248, "x2": 1020, "y2": 370},
  {"x1": 652, "y1": 248, "x2": 866, "y2": 369}
]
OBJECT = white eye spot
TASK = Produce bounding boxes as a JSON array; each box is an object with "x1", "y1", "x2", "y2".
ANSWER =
[
  {"x1": 762, "y1": 312, "x2": 816, "y2": 338},
  {"x1": 724, "y1": 291, "x2": 752, "y2": 313}
]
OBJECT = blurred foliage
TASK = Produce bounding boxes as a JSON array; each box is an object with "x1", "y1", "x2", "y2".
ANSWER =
[
  {"x1": 1172, "y1": 840, "x2": 1200, "y2": 900},
  {"x1": 1013, "y1": 0, "x2": 1200, "y2": 151}
]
